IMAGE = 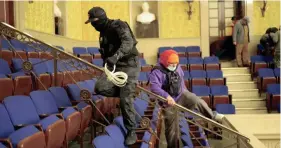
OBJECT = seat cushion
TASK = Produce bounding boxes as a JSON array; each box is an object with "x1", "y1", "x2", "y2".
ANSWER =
[
  {"x1": 76, "y1": 101, "x2": 88, "y2": 111},
  {"x1": 92, "y1": 135, "x2": 115, "y2": 148},
  {"x1": 9, "y1": 72, "x2": 26, "y2": 79},
  {"x1": 39, "y1": 115, "x2": 60, "y2": 131},
  {"x1": 9, "y1": 125, "x2": 39, "y2": 148},
  {"x1": 61, "y1": 107, "x2": 76, "y2": 119}
]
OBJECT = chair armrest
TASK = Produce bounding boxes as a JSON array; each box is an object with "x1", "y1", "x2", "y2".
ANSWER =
[
  {"x1": 39, "y1": 114, "x2": 49, "y2": 119},
  {"x1": 0, "y1": 138, "x2": 12, "y2": 148},
  {"x1": 33, "y1": 124, "x2": 44, "y2": 131},
  {"x1": 14, "y1": 124, "x2": 43, "y2": 131},
  {"x1": 56, "y1": 113, "x2": 64, "y2": 119},
  {"x1": 58, "y1": 107, "x2": 67, "y2": 112},
  {"x1": 14, "y1": 124, "x2": 28, "y2": 130}
]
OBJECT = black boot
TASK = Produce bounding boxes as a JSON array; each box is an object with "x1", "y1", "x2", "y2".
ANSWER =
[{"x1": 125, "y1": 130, "x2": 137, "y2": 146}]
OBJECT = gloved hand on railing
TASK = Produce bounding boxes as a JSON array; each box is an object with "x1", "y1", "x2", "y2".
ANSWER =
[{"x1": 106, "y1": 55, "x2": 118, "y2": 68}]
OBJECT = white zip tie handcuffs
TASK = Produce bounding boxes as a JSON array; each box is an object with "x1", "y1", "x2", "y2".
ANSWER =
[{"x1": 104, "y1": 63, "x2": 128, "y2": 87}]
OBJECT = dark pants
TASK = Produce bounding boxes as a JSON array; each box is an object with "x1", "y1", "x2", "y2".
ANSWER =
[
  {"x1": 163, "y1": 90, "x2": 214, "y2": 148},
  {"x1": 94, "y1": 61, "x2": 140, "y2": 131}
]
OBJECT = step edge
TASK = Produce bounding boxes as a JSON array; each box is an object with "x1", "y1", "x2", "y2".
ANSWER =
[
  {"x1": 221, "y1": 67, "x2": 249, "y2": 70},
  {"x1": 232, "y1": 99, "x2": 266, "y2": 102},
  {"x1": 229, "y1": 89, "x2": 259, "y2": 92},
  {"x1": 227, "y1": 81, "x2": 257, "y2": 84},
  {"x1": 224, "y1": 74, "x2": 251, "y2": 76},
  {"x1": 236, "y1": 107, "x2": 267, "y2": 110}
]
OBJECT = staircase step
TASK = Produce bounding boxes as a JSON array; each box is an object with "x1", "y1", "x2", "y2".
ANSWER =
[
  {"x1": 236, "y1": 107, "x2": 267, "y2": 114},
  {"x1": 227, "y1": 81, "x2": 257, "y2": 90},
  {"x1": 224, "y1": 74, "x2": 252, "y2": 82},
  {"x1": 221, "y1": 61, "x2": 236, "y2": 68},
  {"x1": 222, "y1": 67, "x2": 250, "y2": 74},
  {"x1": 232, "y1": 98, "x2": 266, "y2": 108},
  {"x1": 229, "y1": 89, "x2": 259, "y2": 98}
]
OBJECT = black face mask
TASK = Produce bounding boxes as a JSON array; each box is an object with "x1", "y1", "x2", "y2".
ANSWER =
[{"x1": 91, "y1": 19, "x2": 107, "y2": 32}]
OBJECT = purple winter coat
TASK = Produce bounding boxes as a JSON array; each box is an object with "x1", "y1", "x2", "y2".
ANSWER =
[{"x1": 149, "y1": 65, "x2": 186, "y2": 101}]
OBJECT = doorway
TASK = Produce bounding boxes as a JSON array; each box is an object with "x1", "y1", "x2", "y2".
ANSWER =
[{"x1": 209, "y1": 0, "x2": 246, "y2": 60}]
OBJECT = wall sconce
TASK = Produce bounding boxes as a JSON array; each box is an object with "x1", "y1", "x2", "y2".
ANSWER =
[
  {"x1": 186, "y1": 0, "x2": 193, "y2": 20},
  {"x1": 260, "y1": 0, "x2": 267, "y2": 17}
]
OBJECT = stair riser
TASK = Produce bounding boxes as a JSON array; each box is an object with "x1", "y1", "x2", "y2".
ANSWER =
[
  {"x1": 227, "y1": 83, "x2": 257, "y2": 90},
  {"x1": 221, "y1": 62, "x2": 236, "y2": 68},
  {"x1": 222, "y1": 69, "x2": 249, "y2": 74},
  {"x1": 233, "y1": 101, "x2": 266, "y2": 108},
  {"x1": 229, "y1": 91, "x2": 260, "y2": 98},
  {"x1": 225, "y1": 75, "x2": 252, "y2": 82},
  {"x1": 236, "y1": 110, "x2": 268, "y2": 114}
]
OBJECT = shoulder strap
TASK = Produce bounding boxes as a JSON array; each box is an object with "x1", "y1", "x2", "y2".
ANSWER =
[{"x1": 146, "y1": 65, "x2": 169, "y2": 86}]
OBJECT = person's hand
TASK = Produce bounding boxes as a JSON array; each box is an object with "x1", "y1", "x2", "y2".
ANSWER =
[
  {"x1": 233, "y1": 42, "x2": 236, "y2": 45},
  {"x1": 167, "y1": 96, "x2": 176, "y2": 106},
  {"x1": 106, "y1": 55, "x2": 118, "y2": 67}
]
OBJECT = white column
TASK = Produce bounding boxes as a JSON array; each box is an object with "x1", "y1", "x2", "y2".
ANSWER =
[
  {"x1": 200, "y1": 1, "x2": 210, "y2": 57},
  {"x1": 246, "y1": 0, "x2": 254, "y2": 36},
  {"x1": 14, "y1": 1, "x2": 25, "y2": 31}
]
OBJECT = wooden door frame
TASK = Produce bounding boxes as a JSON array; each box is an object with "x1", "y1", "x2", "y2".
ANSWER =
[{"x1": 0, "y1": 1, "x2": 14, "y2": 26}]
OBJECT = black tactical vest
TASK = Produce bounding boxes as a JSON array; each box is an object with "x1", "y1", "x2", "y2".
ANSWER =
[{"x1": 150, "y1": 65, "x2": 181, "y2": 97}]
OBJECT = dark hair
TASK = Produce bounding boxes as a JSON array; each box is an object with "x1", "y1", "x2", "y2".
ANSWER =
[
  {"x1": 266, "y1": 28, "x2": 272, "y2": 34},
  {"x1": 231, "y1": 16, "x2": 236, "y2": 21},
  {"x1": 266, "y1": 27, "x2": 279, "y2": 34}
]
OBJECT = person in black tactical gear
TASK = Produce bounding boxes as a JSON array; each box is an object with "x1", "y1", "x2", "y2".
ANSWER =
[
  {"x1": 260, "y1": 27, "x2": 279, "y2": 56},
  {"x1": 85, "y1": 7, "x2": 140, "y2": 145}
]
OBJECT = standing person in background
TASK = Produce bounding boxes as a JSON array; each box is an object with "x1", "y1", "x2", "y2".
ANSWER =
[{"x1": 233, "y1": 16, "x2": 250, "y2": 67}]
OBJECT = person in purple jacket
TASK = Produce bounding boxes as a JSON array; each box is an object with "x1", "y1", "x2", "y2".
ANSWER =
[{"x1": 149, "y1": 49, "x2": 224, "y2": 148}]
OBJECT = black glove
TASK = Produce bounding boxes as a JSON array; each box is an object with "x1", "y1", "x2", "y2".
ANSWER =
[{"x1": 106, "y1": 55, "x2": 118, "y2": 67}]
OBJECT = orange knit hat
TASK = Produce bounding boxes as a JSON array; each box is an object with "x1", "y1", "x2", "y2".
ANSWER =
[{"x1": 159, "y1": 49, "x2": 179, "y2": 67}]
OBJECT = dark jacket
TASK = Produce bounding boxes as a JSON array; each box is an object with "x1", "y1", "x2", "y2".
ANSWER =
[
  {"x1": 99, "y1": 19, "x2": 139, "y2": 67},
  {"x1": 232, "y1": 20, "x2": 250, "y2": 44}
]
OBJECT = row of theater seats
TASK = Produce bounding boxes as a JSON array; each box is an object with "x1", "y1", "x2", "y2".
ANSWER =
[
  {"x1": 93, "y1": 92, "x2": 215, "y2": 148},
  {"x1": 72, "y1": 47, "x2": 145, "y2": 64},
  {"x1": 0, "y1": 88, "x2": 91, "y2": 148},
  {"x1": 0, "y1": 57, "x2": 99, "y2": 101},
  {"x1": 157, "y1": 56, "x2": 221, "y2": 71},
  {"x1": 138, "y1": 70, "x2": 226, "y2": 90},
  {"x1": 0, "y1": 39, "x2": 63, "y2": 66},
  {"x1": 93, "y1": 93, "x2": 161, "y2": 148},
  {"x1": 158, "y1": 46, "x2": 202, "y2": 57},
  {"x1": 250, "y1": 55, "x2": 280, "y2": 113},
  {"x1": 0, "y1": 75, "x2": 123, "y2": 148}
]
